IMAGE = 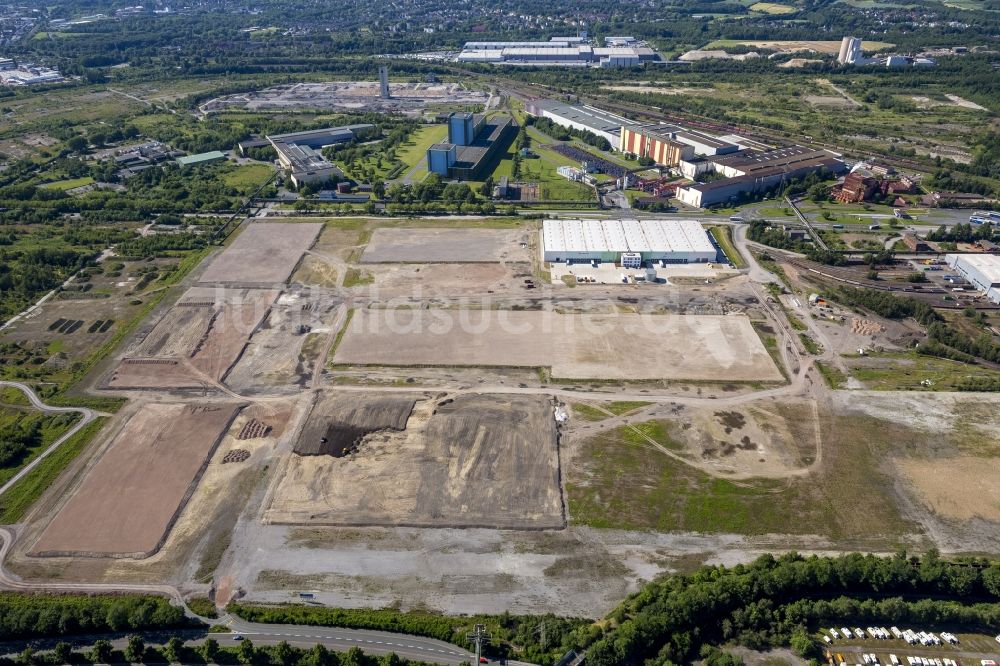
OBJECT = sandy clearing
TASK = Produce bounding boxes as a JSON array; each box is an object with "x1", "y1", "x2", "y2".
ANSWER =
[
  {"x1": 333, "y1": 309, "x2": 782, "y2": 382},
  {"x1": 896, "y1": 457, "x2": 1000, "y2": 522},
  {"x1": 360, "y1": 227, "x2": 528, "y2": 264},
  {"x1": 199, "y1": 222, "x2": 322, "y2": 285}
]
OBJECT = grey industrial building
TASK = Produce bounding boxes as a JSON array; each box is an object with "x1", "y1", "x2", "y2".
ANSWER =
[
  {"x1": 525, "y1": 99, "x2": 631, "y2": 148},
  {"x1": 426, "y1": 112, "x2": 516, "y2": 181},
  {"x1": 675, "y1": 146, "x2": 847, "y2": 208},
  {"x1": 946, "y1": 254, "x2": 1000, "y2": 303},
  {"x1": 457, "y1": 37, "x2": 658, "y2": 68},
  {"x1": 541, "y1": 219, "x2": 717, "y2": 264},
  {"x1": 267, "y1": 124, "x2": 377, "y2": 187}
]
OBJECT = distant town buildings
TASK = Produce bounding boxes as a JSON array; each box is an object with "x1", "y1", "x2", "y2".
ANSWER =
[{"x1": 0, "y1": 59, "x2": 65, "y2": 86}]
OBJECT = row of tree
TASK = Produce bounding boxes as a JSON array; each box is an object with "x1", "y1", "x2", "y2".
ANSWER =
[
  {"x1": 583, "y1": 551, "x2": 1000, "y2": 666},
  {"x1": 0, "y1": 593, "x2": 189, "y2": 640}
]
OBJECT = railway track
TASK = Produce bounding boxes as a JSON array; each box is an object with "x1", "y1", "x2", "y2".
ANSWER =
[{"x1": 781, "y1": 256, "x2": 1000, "y2": 310}]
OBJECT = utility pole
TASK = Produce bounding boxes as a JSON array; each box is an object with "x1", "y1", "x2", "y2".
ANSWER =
[{"x1": 467, "y1": 624, "x2": 490, "y2": 664}]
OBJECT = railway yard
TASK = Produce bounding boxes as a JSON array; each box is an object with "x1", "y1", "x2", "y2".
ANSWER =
[{"x1": 2, "y1": 214, "x2": 1000, "y2": 619}]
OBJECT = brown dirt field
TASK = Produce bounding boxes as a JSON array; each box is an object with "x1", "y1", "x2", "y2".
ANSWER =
[
  {"x1": 371, "y1": 263, "x2": 521, "y2": 297},
  {"x1": 266, "y1": 393, "x2": 563, "y2": 528},
  {"x1": 198, "y1": 222, "x2": 322, "y2": 285},
  {"x1": 896, "y1": 457, "x2": 1000, "y2": 522},
  {"x1": 290, "y1": 255, "x2": 339, "y2": 287},
  {"x1": 107, "y1": 287, "x2": 277, "y2": 388},
  {"x1": 360, "y1": 227, "x2": 529, "y2": 264},
  {"x1": 333, "y1": 310, "x2": 781, "y2": 382},
  {"x1": 30, "y1": 402, "x2": 242, "y2": 558},
  {"x1": 669, "y1": 400, "x2": 818, "y2": 477}
]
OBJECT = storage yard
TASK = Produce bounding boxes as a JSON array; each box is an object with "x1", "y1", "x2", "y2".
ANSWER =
[
  {"x1": 265, "y1": 393, "x2": 563, "y2": 529},
  {"x1": 29, "y1": 402, "x2": 241, "y2": 558},
  {"x1": 200, "y1": 81, "x2": 490, "y2": 116}
]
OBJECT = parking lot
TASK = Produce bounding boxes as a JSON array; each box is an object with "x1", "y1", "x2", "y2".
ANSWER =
[{"x1": 823, "y1": 625, "x2": 1000, "y2": 666}]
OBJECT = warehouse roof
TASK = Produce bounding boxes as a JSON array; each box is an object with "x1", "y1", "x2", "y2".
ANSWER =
[
  {"x1": 532, "y1": 99, "x2": 631, "y2": 135},
  {"x1": 542, "y1": 219, "x2": 714, "y2": 254},
  {"x1": 176, "y1": 151, "x2": 226, "y2": 166},
  {"x1": 268, "y1": 124, "x2": 374, "y2": 143},
  {"x1": 947, "y1": 253, "x2": 1000, "y2": 285}
]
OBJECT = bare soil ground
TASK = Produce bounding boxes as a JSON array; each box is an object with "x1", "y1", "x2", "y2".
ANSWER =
[
  {"x1": 106, "y1": 287, "x2": 277, "y2": 388},
  {"x1": 265, "y1": 393, "x2": 563, "y2": 529},
  {"x1": 360, "y1": 228, "x2": 529, "y2": 264},
  {"x1": 198, "y1": 222, "x2": 322, "y2": 285},
  {"x1": 290, "y1": 255, "x2": 339, "y2": 287},
  {"x1": 668, "y1": 400, "x2": 819, "y2": 477},
  {"x1": 896, "y1": 458, "x2": 1000, "y2": 522},
  {"x1": 225, "y1": 292, "x2": 343, "y2": 393},
  {"x1": 333, "y1": 310, "x2": 781, "y2": 382},
  {"x1": 295, "y1": 393, "x2": 415, "y2": 456},
  {"x1": 30, "y1": 402, "x2": 241, "y2": 558}
]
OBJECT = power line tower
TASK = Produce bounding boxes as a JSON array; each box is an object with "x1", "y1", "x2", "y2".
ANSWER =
[{"x1": 467, "y1": 624, "x2": 490, "y2": 664}]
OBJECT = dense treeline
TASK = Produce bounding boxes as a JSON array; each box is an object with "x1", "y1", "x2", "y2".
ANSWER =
[
  {"x1": 831, "y1": 287, "x2": 940, "y2": 326},
  {"x1": 229, "y1": 553, "x2": 1000, "y2": 666},
  {"x1": 829, "y1": 287, "x2": 1000, "y2": 367},
  {"x1": 926, "y1": 222, "x2": 997, "y2": 243},
  {"x1": 3, "y1": 637, "x2": 446, "y2": 666},
  {"x1": 584, "y1": 552, "x2": 1000, "y2": 666},
  {"x1": 229, "y1": 604, "x2": 588, "y2": 665},
  {"x1": 529, "y1": 116, "x2": 612, "y2": 152},
  {"x1": 0, "y1": 593, "x2": 189, "y2": 640},
  {"x1": 746, "y1": 221, "x2": 846, "y2": 266}
]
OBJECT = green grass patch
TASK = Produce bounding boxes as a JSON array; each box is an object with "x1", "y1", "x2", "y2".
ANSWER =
[
  {"x1": 0, "y1": 387, "x2": 30, "y2": 407},
  {"x1": 799, "y1": 332, "x2": 822, "y2": 355},
  {"x1": 750, "y1": 1, "x2": 798, "y2": 12},
  {"x1": 220, "y1": 164, "x2": 275, "y2": 191},
  {"x1": 709, "y1": 226, "x2": 746, "y2": 268},
  {"x1": 848, "y1": 350, "x2": 1000, "y2": 391},
  {"x1": 327, "y1": 308, "x2": 355, "y2": 360},
  {"x1": 571, "y1": 401, "x2": 652, "y2": 422},
  {"x1": 39, "y1": 176, "x2": 94, "y2": 190},
  {"x1": 342, "y1": 268, "x2": 374, "y2": 287},
  {"x1": 186, "y1": 597, "x2": 219, "y2": 619},
  {"x1": 567, "y1": 413, "x2": 917, "y2": 542},
  {"x1": 815, "y1": 360, "x2": 848, "y2": 389},
  {"x1": 0, "y1": 416, "x2": 106, "y2": 524},
  {"x1": 396, "y1": 124, "x2": 449, "y2": 171}
]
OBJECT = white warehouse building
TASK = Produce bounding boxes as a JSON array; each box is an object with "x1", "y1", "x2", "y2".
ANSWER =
[
  {"x1": 946, "y1": 253, "x2": 1000, "y2": 303},
  {"x1": 541, "y1": 219, "x2": 717, "y2": 265}
]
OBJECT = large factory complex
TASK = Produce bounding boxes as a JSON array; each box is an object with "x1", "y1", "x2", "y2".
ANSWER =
[
  {"x1": 541, "y1": 219, "x2": 718, "y2": 266},
  {"x1": 524, "y1": 98, "x2": 847, "y2": 208},
  {"x1": 458, "y1": 36, "x2": 660, "y2": 68},
  {"x1": 267, "y1": 124, "x2": 377, "y2": 186},
  {"x1": 427, "y1": 111, "x2": 516, "y2": 180}
]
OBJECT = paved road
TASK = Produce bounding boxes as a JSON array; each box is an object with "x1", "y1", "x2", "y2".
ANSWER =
[
  {"x1": 223, "y1": 618, "x2": 477, "y2": 665},
  {"x1": 0, "y1": 382, "x2": 101, "y2": 498}
]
